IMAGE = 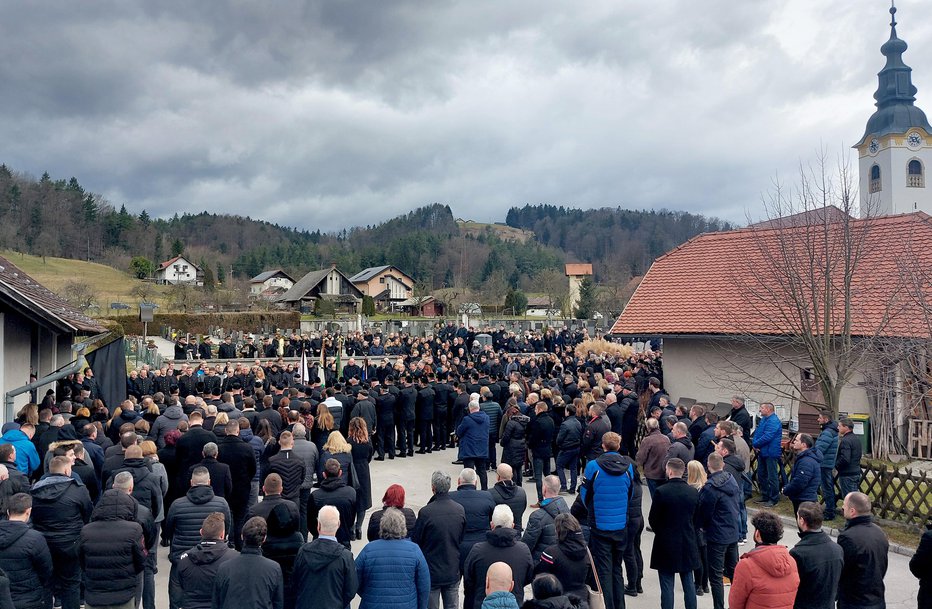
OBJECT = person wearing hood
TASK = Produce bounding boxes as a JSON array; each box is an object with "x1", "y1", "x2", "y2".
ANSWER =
[
  {"x1": 78, "y1": 481, "x2": 145, "y2": 609},
  {"x1": 106, "y1": 444, "x2": 162, "y2": 516},
  {"x1": 150, "y1": 400, "x2": 189, "y2": 448},
  {"x1": 523, "y1": 476, "x2": 569, "y2": 564},
  {"x1": 782, "y1": 433, "x2": 824, "y2": 515},
  {"x1": 464, "y1": 504, "x2": 534, "y2": 609},
  {"x1": 457, "y1": 399, "x2": 491, "y2": 490},
  {"x1": 579, "y1": 431, "x2": 634, "y2": 609},
  {"x1": 261, "y1": 501, "x2": 304, "y2": 609},
  {"x1": 535, "y1": 514, "x2": 591, "y2": 600},
  {"x1": 715, "y1": 438, "x2": 747, "y2": 544},
  {"x1": 665, "y1": 422, "x2": 695, "y2": 473},
  {"x1": 177, "y1": 512, "x2": 238, "y2": 609},
  {"x1": 0, "y1": 426, "x2": 38, "y2": 476},
  {"x1": 490, "y1": 464, "x2": 528, "y2": 535},
  {"x1": 789, "y1": 502, "x2": 843, "y2": 609},
  {"x1": 30, "y1": 456, "x2": 92, "y2": 609},
  {"x1": 413, "y1": 471, "x2": 466, "y2": 609},
  {"x1": 294, "y1": 505, "x2": 357, "y2": 609},
  {"x1": 500, "y1": 404, "x2": 529, "y2": 482},
  {"x1": 164, "y1": 466, "x2": 232, "y2": 609},
  {"x1": 696, "y1": 453, "x2": 742, "y2": 609},
  {"x1": 814, "y1": 411, "x2": 839, "y2": 520},
  {"x1": 521, "y1": 573, "x2": 587, "y2": 609},
  {"x1": 0, "y1": 493, "x2": 52, "y2": 609},
  {"x1": 729, "y1": 511, "x2": 799, "y2": 609},
  {"x1": 307, "y1": 458, "x2": 356, "y2": 550}
]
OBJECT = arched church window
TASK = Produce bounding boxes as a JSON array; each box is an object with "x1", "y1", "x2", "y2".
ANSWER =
[
  {"x1": 908, "y1": 159, "x2": 925, "y2": 188},
  {"x1": 870, "y1": 164, "x2": 882, "y2": 193}
]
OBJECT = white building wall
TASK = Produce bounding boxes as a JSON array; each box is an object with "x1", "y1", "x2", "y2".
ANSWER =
[
  {"x1": 859, "y1": 134, "x2": 931, "y2": 216},
  {"x1": 3, "y1": 310, "x2": 34, "y2": 412}
]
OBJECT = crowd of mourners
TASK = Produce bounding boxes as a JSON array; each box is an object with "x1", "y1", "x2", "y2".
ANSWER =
[{"x1": 0, "y1": 322, "x2": 927, "y2": 609}]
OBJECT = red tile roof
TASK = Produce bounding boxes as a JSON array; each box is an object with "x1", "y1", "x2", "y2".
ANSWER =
[
  {"x1": 565, "y1": 263, "x2": 593, "y2": 276},
  {"x1": 611, "y1": 212, "x2": 932, "y2": 339}
]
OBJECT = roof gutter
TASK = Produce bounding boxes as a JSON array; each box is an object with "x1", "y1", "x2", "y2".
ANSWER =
[{"x1": 4, "y1": 332, "x2": 111, "y2": 423}]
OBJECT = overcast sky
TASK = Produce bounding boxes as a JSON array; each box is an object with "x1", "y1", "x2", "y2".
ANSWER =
[{"x1": 1, "y1": 1, "x2": 928, "y2": 231}]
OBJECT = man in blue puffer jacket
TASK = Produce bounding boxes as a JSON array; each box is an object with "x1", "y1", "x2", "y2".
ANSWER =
[
  {"x1": 752, "y1": 403, "x2": 783, "y2": 506},
  {"x1": 783, "y1": 433, "x2": 824, "y2": 515},
  {"x1": 696, "y1": 453, "x2": 742, "y2": 609},
  {"x1": 457, "y1": 398, "x2": 491, "y2": 490},
  {"x1": 814, "y1": 412, "x2": 839, "y2": 520},
  {"x1": 0, "y1": 427, "x2": 39, "y2": 476},
  {"x1": 579, "y1": 431, "x2": 633, "y2": 609}
]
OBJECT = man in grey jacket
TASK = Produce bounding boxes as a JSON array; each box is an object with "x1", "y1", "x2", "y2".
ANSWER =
[{"x1": 291, "y1": 424, "x2": 318, "y2": 539}]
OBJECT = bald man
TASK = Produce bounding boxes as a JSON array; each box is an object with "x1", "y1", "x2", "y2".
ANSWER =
[{"x1": 484, "y1": 562, "x2": 517, "y2": 609}]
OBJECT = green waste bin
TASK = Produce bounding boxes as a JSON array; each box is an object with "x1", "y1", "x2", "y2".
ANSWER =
[{"x1": 849, "y1": 414, "x2": 871, "y2": 455}]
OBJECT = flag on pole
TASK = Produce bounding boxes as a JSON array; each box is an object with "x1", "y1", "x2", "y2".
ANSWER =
[
  {"x1": 319, "y1": 342, "x2": 327, "y2": 388},
  {"x1": 335, "y1": 337, "x2": 343, "y2": 382},
  {"x1": 300, "y1": 349, "x2": 309, "y2": 384}
]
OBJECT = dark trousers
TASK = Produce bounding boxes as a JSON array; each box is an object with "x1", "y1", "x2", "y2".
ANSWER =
[
  {"x1": 622, "y1": 427, "x2": 637, "y2": 458},
  {"x1": 397, "y1": 419, "x2": 415, "y2": 454},
  {"x1": 433, "y1": 416, "x2": 447, "y2": 448},
  {"x1": 623, "y1": 516, "x2": 644, "y2": 588},
  {"x1": 838, "y1": 473, "x2": 860, "y2": 502},
  {"x1": 231, "y1": 506, "x2": 247, "y2": 551},
  {"x1": 168, "y1": 560, "x2": 182, "y2": 609},
  {"x1": 556, "y1": 448, "x2": 579, "y2": 492},
  {"x1": 488, "y1": 436, "x2": 498, "y2": 468},
  {"x1": 46, "y1": 539, "x2": 82, "y2": 609},
  {"x1": 463, "y1": 457, "x2": 489, "y2": 490},
  {"x1": 820, "y1": 467, "x2": 836, "y2": 517},
  {"x1": 299, "y1": 488, "x2": 311, "y2": 540},
  {"x1": 707, "y1": 542, "x2": 738, "y2": 609},
  {"x1": 590, "y1": 531, "x2": 626, "y2": 609},
  {"x1": 377, "y1": 421, "x2": 395, "y2": 458},
  {"x1": 658, "y1": 571, "x2": 696, "y2": 609},
  {"x1": 533, "y1": 456, "x2": 552, "y2": 503},
  {"x1": 759, "y1": 456, "x2": 780, "y2": 503},
  {"x1": 646, "y1": 478, "x2": 661, "y2": 499},
  {"x1": 694, "y1": 542, "x2": 708, "y2": 592},
  {"x1": 143, "y1": 522, "x2": 160, "y2": 609},
  {"x1": 419, "y1": 419, "x2": 434, "y2": 452}
]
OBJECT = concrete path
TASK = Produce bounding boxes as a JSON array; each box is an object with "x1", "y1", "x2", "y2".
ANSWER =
[{"x1": 153, "y1": 449, "x2": 923, "y2": 608}]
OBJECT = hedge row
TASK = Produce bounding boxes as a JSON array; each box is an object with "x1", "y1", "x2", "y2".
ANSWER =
[{"x1": 105, "y1": 312, "x2": 302, "y2": 336}]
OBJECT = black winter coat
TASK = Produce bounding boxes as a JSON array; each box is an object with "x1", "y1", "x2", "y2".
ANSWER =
[
  {"x1": 177, "y1": 540, "x2": 239, "y2": 609},
  {"x1": 489, "y1": 480, "x2": 528, "y2": 534},
  {"x1": 216, "y1": 435, "x2": 258, "y2": 513},
  {"x1": 213, "y1": 546, "x2": 284, "y2": 609},
  {"x1": 293, "y1": 538, "x2": 358, "y2": 609},
  {"x1": 107, "y1": 457, "x2": 163, "y2": 517},
  {"x1": 262, "y1": 502, "x2": 304, "y2": 609},
  {"x1": 0, "y1": 520, "x2": 52, "y2": 609},
  {"x1": 174, "y1": 426, "x2": 219, "y2": 481},
  {"x1": 523, "y1": 496, "x2": 570, "y2": 562},
  {"x1": 500, "y1": 415, "x2": 529, "y2": 466},
  {"x1": 837, "y1": 515, "x2": 888, "y2": 609},
  {"x1": 249, "y1": 494, "x2": 300, "y2": 526},
  {"x1": 556, "y1": 416, "x2": 582, "y2": 452},
  {"x1": 911, "y1": 526, "x2": 932, "y2": 609},
  {"x1": 165, "y1": 485, "x2": 232, "y2": 561},
  {"x1": 30, "y1": 474, "x2": 93, "y2": 547},
  {"x1": 308, "y1": 477, "x2": 356, "y2": 549},
  {"x1": 581, "y1": 415, "x2": 610, "y2": 460},
  {"x1": 789, "y1": 530, "x2": 843, "y2": 609},
  {"x1": 535, "y1": 531, "x2": 592, "y2": 599},
  {"x1": 727, "y1": 406, "x2": 753, "y2": 442},
  {"x1": 648, "y1": 478, "x2": 700, "y2": 573},
  {"x1": 696, "y1": 471, "x2": 742, "y2": 545},
  {"x1": 528, "y1": 415, "x2": 556, "y2": 459},
  {"x1": 464, "y1": 527, "x2": 534, "y2": 609},
  {"x1": 449, "y1": 485, "x2": 496, "y2": 565},
  {"x1": 79, "y1": 491, "x2": 145, "y2": 607},
  {"x1": 367, "y1": 506, "x2": 417, "y2": 542},
  {"x1": 412, "y1": 492, "x2": 467, "y2": 587},
  {"x1": 836, "y1": 431, "x2": 863, "y2": 477},
  {"x1": 267, "y1": 450, "x2": 306, "y2": 504}
]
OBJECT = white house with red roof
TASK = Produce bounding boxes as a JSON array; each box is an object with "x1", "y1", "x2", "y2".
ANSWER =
[{"x1": 154, "y1": 255, "x2": 203, "y2": 286}]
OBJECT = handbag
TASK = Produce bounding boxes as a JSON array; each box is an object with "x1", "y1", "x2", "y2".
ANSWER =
[{"x1": 584, "y1": 545, "x2": 606, "y2": 609}]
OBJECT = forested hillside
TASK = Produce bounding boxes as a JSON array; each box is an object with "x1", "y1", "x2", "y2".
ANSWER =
[{"x1": 0, "y1": 165, "x2": 732, "y2": 302}]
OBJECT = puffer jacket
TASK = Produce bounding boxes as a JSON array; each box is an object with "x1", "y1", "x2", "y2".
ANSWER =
[
  {"x1": 165, "y1": 484, "x2": 232, "y2": 562},
  {"x1": 535, "y1": 531, "x2": 590, "y2": 599},
  {"x1": 177, "y1": 539, "x2": 238, "y2": 609},
  {"x1": 815, "y1": 420, "x2": 839, "y2": 470},
  {"x1": 107, "y1": 408, "x2": 141, "y2": 444},
  {"x1": 499, "y1": 415, "x2": 529, "y2": 466},
  {"x1": 0, "y1": 520, "x2": 52, "y2": 609},
  {"x1": 489, "y1": 480, "x2": 528, "y2": 534},
  {"x1": 355, "y1": 538, "x2": 431, "y2": 609},
  {"x1": 522, "y1": 496, "x2": 570, "y2": 562},
  {"x1": 79, "y1": 490, "x2": 145, "y2": 607},
  {"x1": 580, "y1": 451, "x2": 634, "y2": 533},
  {"x1": 783, "y1": 448, "x2": 824, "y2": 503},
  {"x1": 457, "y1": 411, "x2": 491, "y2": 460},
  {"x1": 836, "y1": 431, "x2": 863, "y2": 477},
  {"x1": 150, "y1": 405, "x2": 188, "y2": 448},
  {"x1": 555, "y1": 416, "x2": 582, "y2": 452},
  {"x1": 30, "y1": 474, "x2": 93, "y2": 546},
  {"x1": 267, "y1": 450, "x2": 306, "y2": 503},
  {"x1": 697, "y1": 470, "x2": 742, "y2": 545},
  {"x1": 752, "y1": 413, "x2": 783, "y2": 458},
  {"x1": 729, "y1": 544, "x2": 799, "y2": 609},
  {"x1": 106, "y1": 457, "x2": 163, "y2": 516},
  {"x1": 0, "y1": 431, "x2": 39, "y2": 476}
]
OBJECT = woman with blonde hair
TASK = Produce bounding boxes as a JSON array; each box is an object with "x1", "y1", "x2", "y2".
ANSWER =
[
  {"x1": 312, "y1": 403, "x2": 335, "y2": 454},
  {"x1": 347, "y1": 417, "x2": 373, "y2": 539},
  {"x1": 213, "y1": 412, "x2": 229, "y2": 437},
  {"x1": 687, "y1": 459, "x2": 710, "y2": 597},
  {"x1": 321, "y1": 430, "x2": 354, "y2": 487}
]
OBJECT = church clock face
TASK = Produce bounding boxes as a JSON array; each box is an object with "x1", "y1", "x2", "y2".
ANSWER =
[
  {"x1": 869, "y1": 139, "x2": 880, "y2": 155},
  {"x1": 907, "y1": 131, "x2": 923, "y2": 149}
]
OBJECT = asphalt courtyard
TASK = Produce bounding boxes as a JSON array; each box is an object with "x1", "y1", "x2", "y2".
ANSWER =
[{"x1": 152, "y1": 448, "x2": 922, "y2": 608}]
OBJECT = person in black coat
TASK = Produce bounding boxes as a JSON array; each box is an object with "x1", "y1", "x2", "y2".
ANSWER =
[
  {"x1": 78, "y1": 489, "x2": 146, "y2": 609},
  {"x1": 648, "y1": 458, "x2": 700, "y2": 609},
  {"x1": 266, "y1": 432, "x2": 306, "y2": 505},
  {"x1": 463, "y1": 505, "x2": 535, "y2": 609},
  {"x1": 725, "y1": 397, "x2": 753, "y2": 442},
  {"x1": 789, "y1": 502, "x2": 843, "y2": 609},
  {"x1": 261, "y1": 502, "x2": 304, "y2": 609},
  {"x1": 499, "y1": 407, "x2": 529, "y2": 481},
  {"x1": 177, "y1": 512, "x2": 239, "y2": 609},
  {"x1": 213, "y1": 517, "x2": 283, "y2": 609},
  {"x1": 216, "y1": 421, "x2": 258, "y2": 549},
  {"x1": 174, "y1": 412, "x2": 218, "y2": 479},
  {"x1": 367, "y1": 484, "x2": 417, "y2": 542},
  {"x1": 535, "y1": 513, "x2": 592, "y2": 599},
  {"x1": 307, "y1": 459, "x2": 356, "y2": 550},
  {"x1": 30, "y1": 457, "x2": 93, "y2": 609},
  {"x1": 489, "y1": 464, "x2": 528, "y2": 535},
  {"x1": 0, "y1": 493, "x2": 53, "y2": 609},
  {"x1": 186, "y1": 443, "x2": 233, "y2": 500},
  {"x1": 293, "y1": 505, "x2": 358, "y2": 609},
  {"x1": 580, "y1": 404, "x2": 610, "y2": 462},
  {"x1": 837, "y1": 492, "x2": 887, "y2": 609},
  {"x1": 374, "y1": 387, "x2": 397, "y2": 460},
  {"x1": 412, "y1": 471, "x2": 467, "y2": 606},
  {"x1": 528, "y1": 403, "x2": 556, "y2": 505},
  {"x1": 106, "y1": 444, "x2": 163, "y2": 516},
  {"x1": 911, "y1": 519, "x2": 932, "y2": 609},
  {"x1": 449, "y1": 468, "x2": 496, "y2": 570},
  {"x1": 618, "y1": 385, "x2": 640, "y2": 457},
  {"x1": 623, "y1": 466, "x2": 645, "y2": 596},
  {"x1": 249, "y1": 474, "x2": 300, "y2": 525}
]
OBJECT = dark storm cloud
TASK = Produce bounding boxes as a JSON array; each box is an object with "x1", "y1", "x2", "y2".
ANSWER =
[{"x1": 0, "y1": 0, "x2": 927, "y2": 230}]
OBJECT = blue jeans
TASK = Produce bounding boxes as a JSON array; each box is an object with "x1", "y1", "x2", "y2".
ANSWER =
[
  {"x1": 737, "y1": 498, "x2": 748, "y2": 539},
  {"x1": 838, "y1": 473, "x2": 860, "y2": 502},
  {"x1": 758, "y1": 456, "x2": 779, "y2": 503},
  {"x1": 428, "y1": 583, "x2": 459, "y2": 609},
  {"x1": 658, "y1": 570, "x2": 696, "y2": 609},
  {"x1": 820, "y1": 467, "x2": 836, "y2": 517},
  {"x1": 647, "y1": 478, "x2": 661, "y2": 499},
  {"x1": 556, "y1": 448, "x2": 579, "y2": 492}
]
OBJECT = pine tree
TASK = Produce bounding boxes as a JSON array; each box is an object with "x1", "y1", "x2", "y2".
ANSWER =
[
  {"x1": 139, "y1": 210, "x2": 151, "y2": 227},
  {"x1": 575, "y1": 276, "x2": 596, "y2": 320},
  {"x1": 171, "y1": 238, "x2": 184, "y2": 257}
]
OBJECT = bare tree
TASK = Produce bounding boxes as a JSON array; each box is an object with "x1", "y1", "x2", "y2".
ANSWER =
[{"x1": 537, "y1": 268, "x2": 570, "y2": 316}]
